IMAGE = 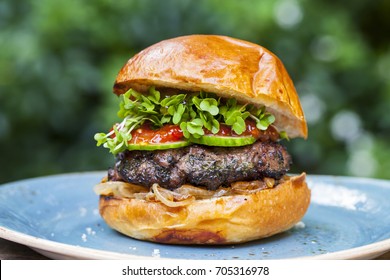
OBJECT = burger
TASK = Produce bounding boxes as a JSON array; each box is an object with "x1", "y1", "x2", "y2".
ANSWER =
[{"x1": 94, "y1": 35, "x2": 310, "y2": 245}]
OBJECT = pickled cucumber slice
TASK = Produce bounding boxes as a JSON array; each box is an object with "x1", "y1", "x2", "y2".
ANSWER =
[
  {"x1": 127, "y1": 141, "x2": 190, "y2": 151},
  {"x1": 190, "y1": 135, "x2": 256, "y2": 147}
]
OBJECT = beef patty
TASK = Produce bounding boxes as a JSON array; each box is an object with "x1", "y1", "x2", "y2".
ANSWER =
[{"x1": 108, "y1": 141, "x2": 291, "y2": 190}]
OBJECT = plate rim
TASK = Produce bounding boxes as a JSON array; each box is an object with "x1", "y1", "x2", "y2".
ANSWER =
[
  {"x1": 1, "y1": 171, "x2": 390, "y2": 260},
  {"x1": 1, "y1": 225, "x2": 390, "y2": 260}
]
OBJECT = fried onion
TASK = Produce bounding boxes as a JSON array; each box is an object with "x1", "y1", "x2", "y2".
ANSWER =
[
  {"x1": 151, "y1": 184, "x2": 195, "y2": 207},
  {"x1": 94, "y1": 177, "x2": 279, "y2": 207}
]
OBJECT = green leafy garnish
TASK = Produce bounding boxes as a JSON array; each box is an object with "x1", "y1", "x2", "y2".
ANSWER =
[
  {"x1": 248, "y1": 106, "x2": 276, "y2": 130},
  {"x1": 219, "y1": 99, "x2": 250, "y2": 134},
  {"x1": 279, "y1": 131, "x2": 290, "y2": 141},
  {"x1": 180, "y1": 118, "x2": 204, "y2": 139},
  {"x1": 94, "y1": 87, "x2": 278, "y2": 154}
]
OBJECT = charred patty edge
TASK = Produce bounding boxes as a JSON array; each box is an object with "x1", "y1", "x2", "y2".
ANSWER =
[{"x1": 109, "y1": 141, "x2": 291, "y2": 190}]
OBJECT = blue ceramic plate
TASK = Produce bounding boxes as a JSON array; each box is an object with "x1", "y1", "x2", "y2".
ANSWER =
[{"x1": 0, "y1": 172, "x2": 390, "y2": 259}]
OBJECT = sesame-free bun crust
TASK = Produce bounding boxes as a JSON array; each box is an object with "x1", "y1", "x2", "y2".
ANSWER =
[
  {"x1": 98, "y1": 173, "x2": 310, "y2": 244},
  {"x1": 113, "y1": 35, "x2": 307, "y2": 139}
]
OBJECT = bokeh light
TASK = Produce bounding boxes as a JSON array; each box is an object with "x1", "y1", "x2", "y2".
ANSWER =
[{"x1": 0, "y1": 0, "x2": 389, "y2": 183}]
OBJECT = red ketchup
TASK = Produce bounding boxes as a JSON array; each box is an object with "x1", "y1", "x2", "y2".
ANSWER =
[{"x1": 129, "y1": 123, "x2": 184, "y2": 144}]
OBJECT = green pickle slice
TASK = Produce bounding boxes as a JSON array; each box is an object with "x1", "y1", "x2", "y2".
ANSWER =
[
  {"x1": 127, "y1": 135, "x2": 256, "y2": 150},
  {"x1": 190, "y1": 134, "x2": 256, "y2": 147},
  {"x1": 127, "y1": 141, "x2": 190, "y2": 151}
]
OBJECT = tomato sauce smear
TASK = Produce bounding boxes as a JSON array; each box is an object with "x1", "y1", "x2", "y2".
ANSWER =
[
  {"x1": 114, "y1": 120, "x2": 279, "y2": 145},
  {"x1": 130, "y1": 123, "x2": 184, "y2": 144},
  {"x1": 205, "y1": 119, "x2": 279, "y2": 142}
]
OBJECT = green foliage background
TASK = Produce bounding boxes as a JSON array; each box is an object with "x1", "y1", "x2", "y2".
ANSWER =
[{"x1": 0, "y1": 0, "x2": 389, "y2": 183}]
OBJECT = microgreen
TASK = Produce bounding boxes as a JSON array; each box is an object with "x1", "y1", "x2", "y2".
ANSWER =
[
  {"x1": 279, "y1": 131, "x2": 290, "y2": 141},
  {"x1": 94, "y1": 87, "x2": 278, "y2": 154},
  {"x1": 180, "y1": 118, "x2": 204, "y2": 139},
  {"x1": 248, "y1": 105, "x2": 276, "y2": 131},
  {"x1": 219, "y1": 99, "x2": 251, "y2": 134}
]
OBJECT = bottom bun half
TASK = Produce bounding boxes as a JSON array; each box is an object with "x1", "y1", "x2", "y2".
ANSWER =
[{"x1": 98, "y1": 173, "x2": 310, "y2": 245}]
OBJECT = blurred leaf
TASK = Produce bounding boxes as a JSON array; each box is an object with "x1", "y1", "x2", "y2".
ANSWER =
[{"x1": 0, "y1": 0, "x2": 389, "y2": 183}]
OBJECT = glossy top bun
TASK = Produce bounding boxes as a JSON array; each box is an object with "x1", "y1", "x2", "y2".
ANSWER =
[
  {"x1": 113, "y1": 35, "x2": 307, "y2": 139},
  {"x1": 98, "y1": 173, "x2": 310, "y2": 245}
]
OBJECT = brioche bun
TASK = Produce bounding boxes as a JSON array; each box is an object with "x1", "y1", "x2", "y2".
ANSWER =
[
  {"x1": 113, "y1": 35, "x2": 307, "y2": 139},
  {"x1": 98, "y1": 173, "x2": 310, "y2": 244}
]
